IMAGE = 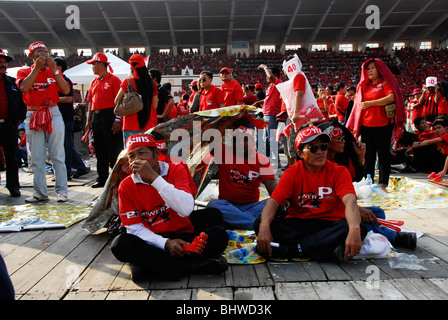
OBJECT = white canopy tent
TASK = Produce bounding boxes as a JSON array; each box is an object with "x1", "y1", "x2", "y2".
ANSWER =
[{"x1": 64, "y1": 52, "x2": 131, "y2": 101}]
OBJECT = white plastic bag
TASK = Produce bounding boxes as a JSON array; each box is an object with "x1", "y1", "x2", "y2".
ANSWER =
[
  {"x1": 354, "y1": 231, "x2": 391, "y2": 259},
  {"x1": 276, "y1": 54, "x2": 324, "y2": 134}
]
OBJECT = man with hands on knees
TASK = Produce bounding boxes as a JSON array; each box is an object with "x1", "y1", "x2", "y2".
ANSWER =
[
  {"x1": 111, "y1": 134, "x2": 229, "y2": 282},
  {"x1": 255, "y1": 126, "x2": 367, "y2": 263}
]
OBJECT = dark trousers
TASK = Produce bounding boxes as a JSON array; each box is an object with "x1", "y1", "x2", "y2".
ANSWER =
[
  {"x1": 0, "y1": 122, "x2": 20, "y2": 192},
  {"x1": 361, "y1": 123, "x2": 394, "y2": 187},
  {"x1": 63, "y1": 121, "x2": 87, "y2": 179},
  {"x1": 92, "y1": 109, "x2": 123, "y2": 184},
  {"x1": 0, "y1": 254, "x2": 14, "y2": 300},
  {"x1": 111, "y1": 208, "x2": 229, "y2": 280},
  {"x1": 254, "y1": 215, "x2": 367, "y2": 262}
]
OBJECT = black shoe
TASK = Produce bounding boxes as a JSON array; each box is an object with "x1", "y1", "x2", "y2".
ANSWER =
[
  {"x1": 73, "y1": 169, "x2": 90, "y2": 178},
  {"x1": 130, "y1": 264, "x2": 150, "y2": 283},
  {"x1": 188, "y1": 255, "x2": 228, "y2": 275},
  {"x1": 332, "y1": 244, "x2": 345, "y2": 264},
  {"x1": 8, "y1": 189, "x2": 21, "y2": 197},
  {"x1": 393, "y1": 232, "x2": 417, "y2": 250},
  {"x1": 92, "y1": 182, "x2": 105, "y2": 188}
]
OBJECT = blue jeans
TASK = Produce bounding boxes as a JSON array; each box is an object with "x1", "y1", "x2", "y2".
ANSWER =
[
  {"x1": 207, "y1": 199, "x2": 267, "y2": 230},
  {"x1": 262, "y1": 115, "x2": 279, "y2": 163},
  {"x1": 363, "y1": 206, "x2": 397, "y2": 243},
  {"x1": 25, "y1": 107, "x2": 67, "y2": 196}
]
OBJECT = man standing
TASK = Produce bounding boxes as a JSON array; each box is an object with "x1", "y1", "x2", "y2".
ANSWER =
[
  {"x1": 149, "y1": 69, "x2": 172, "y2": 125},
  {"x1": 419, "y1": 77, "x2": 438, "y2": 122},
  {"x1": 198, "y1": 71, "x2": 225, "y2": 111},
  {"x1": 54, "y1": 57, "x2": 89, "y2": 181},
  {"x1": 85, "y1": 52, "x2": 123, "y2": 188},
  {"x1": 256, "y1": 64, "x2": 282, "y2": 164},
  {"x1": 219, "y1": 67, "x2": 244, "y2": 107},
  {"x1": 17, "y1": 42, "x2": 69, "y2": 202},
  {"x1": 0, "y1": 49, "x2": 26, "y2": 197}
]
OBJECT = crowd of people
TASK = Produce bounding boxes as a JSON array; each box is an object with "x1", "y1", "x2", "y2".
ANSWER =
[{"x1": 2, "y1": 42, "x2": 448, "y2": 287}]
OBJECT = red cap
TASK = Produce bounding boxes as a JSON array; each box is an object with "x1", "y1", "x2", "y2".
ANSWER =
[
  {"x1": 126, "y1": 134, "x2": 157, "y2": 154},
  {"x1": 128, "y1": 54, "x2": 146, "y2": 78},
  {"x1": 328, "y1": 126, "x2": 344, "y2": 140},
  {"x1": 0, "y1": 49, "x2": 12, "y2": 62},
  {"x1": 255, "y1": 83, "x2": 263, "y2": 89},
  {"x1": 28, "y1": 42, "x2": 47, "y2": 56},
  {"x1": 219, "y1": 67, "x2": 232, "y2": 74},
  {"x1": 86, "y1": 52, "x2": 114, "y2": 73},
  {"x1": 190, "y1": 80, "x2": 198, "y2": 86},
  {"x1": 295, "y1": 126, "x2": 330, "y2": 150},
  {"x1": 412, "y1": 88, "x2": 422, "y2": 95}
]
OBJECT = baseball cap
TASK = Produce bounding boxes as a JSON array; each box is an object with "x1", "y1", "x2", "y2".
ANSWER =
[
  {"x1": 412, "y1": 88, "x2": 422, "y2": 95},
  {"x1": 28, "y1": 41, "x2": 47, "y2": 56},
  {"x1": 126, "y1": 134, "x2": 157, "y2": 154},
  {"x1": 86, "y1": 52, "x2": 114, "y2": 73},
  {"x1": 0, "y1": 49, "x2": 13, "y2": 62},
  {"x1": 219, "y1": 67, "x2": 232, "y2": 74},
  {"x1": 425, "y1": 76, "x2": 437, "y2": 88},
  {"x1": 255, "y1": 83, "x2": 263, "y2": 89},
  {"x1": 295, "y1": 126, "x2": 330, "y2": 150},
  {"x1": 128, "y1": 54, "x2": 146, "y2": 69}
]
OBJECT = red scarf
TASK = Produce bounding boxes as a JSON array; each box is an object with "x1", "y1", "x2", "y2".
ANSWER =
[
  {"x1": 346, "y1": 58, "x2": 405, "y2": 147},
  {"x1": 28, "y1": 99, "x2": 54, "y2": 133}
]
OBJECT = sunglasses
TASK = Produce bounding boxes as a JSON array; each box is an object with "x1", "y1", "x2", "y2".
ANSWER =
[
  {"x1": 199, "y1": 78, "x2": 209, "y2": 82},
  {"x1": 332, "y1": 135, "x2": 345, "y2": 142},
  {"x1": 303, "y1": 143, "x2": 329, "y2": 153}
]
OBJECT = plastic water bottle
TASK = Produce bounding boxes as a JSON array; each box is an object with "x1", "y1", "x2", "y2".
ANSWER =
[
  {"x1": 225, "y1": 248, "x2": 250, "y2": 262},
  {"x1": 366, "y1": 174, "x2": 373, "y2": 185}
]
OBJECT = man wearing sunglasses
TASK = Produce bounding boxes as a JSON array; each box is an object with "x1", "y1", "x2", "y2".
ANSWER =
[{"x1": 255, "y1": 125, "x2": 367, "y2": 263}]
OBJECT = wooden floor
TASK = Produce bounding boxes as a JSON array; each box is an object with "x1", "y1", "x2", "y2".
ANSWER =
[{"x1": 1, "y1": 157, "x2": 448, "y2": 301}]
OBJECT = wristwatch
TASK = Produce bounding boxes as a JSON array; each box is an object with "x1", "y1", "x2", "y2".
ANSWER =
[{"x1": 54, "y1": 70, "x2": 61, "y2": 77}]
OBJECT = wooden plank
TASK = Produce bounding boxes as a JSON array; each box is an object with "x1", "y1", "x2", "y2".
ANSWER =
[
  {"x1": 9, "y1": 223, "x2": 93, "y2": 294},
  {"x1": 188, "y1": 272, "x2": 227, "y2": 288},
  {"x1": 231, "y1": 265, "x2": 262, "y2": 287},
  {"x1": 301, "y1": 261, "x2": 327, "y2": 281},
  {"x1": 106, "y1": 290, "x2": 149, "y2": 300},
  {"x1": 234, "y1": 287, "x2": 275, "y2": 300},
  {"x1": 253, "y1": 263, "x2": 274, "y2": 286},
  {"x1": 75, "y1": 243, "x2": 124, "y2": 292},
  {"x1": 109, "y1": 263, "x2": 150, "y2": 291},
  {"x1": 351, "y1": 280, "x2": 407, "y2": 300},
  {"x1": 63, "y1": 291, "x2": 108, "y2": 300},
  {"x1": 388, "y1": 278, "x2": 430, "y2": 300},
  {"x1": 267, "y1": 262, "x2": 312, "y2": 282},
  {"x1": 340, "y1": 260, "x2": 388, "y2": 280},
  {"x1": 318, "y1": 262, "x2": 351, "y2": 281},
  {"x1": 417, "y1": 235, "x2": 448, "y2": 262},
  {"x1": 429, "y1": 278, "x2": 448, "y2": 295},
  {"x1": 149, "y1": 276, "x2": 189, "y2": 290},
  {"x1": 192, "y1": 288, "x2": 232, "y2": 300},
  {"x1": 275, "y1": 282, "x2": 320, "y2": 300},
  {"x1": 26, "y1": 231, "x2": 110, "y2": 298},
  {"x1": 406, "y1": 278, "x2": 448, "y2": 300},
  {"x1": 312, "y1": 281, "x2": 362, "y2": 300},
  {"x1": 149, "y1": 289, "x2": 192, "y2": 300}
]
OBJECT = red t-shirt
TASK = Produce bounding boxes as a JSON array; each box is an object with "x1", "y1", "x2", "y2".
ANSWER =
[
  {"x1": 293, "y1": 73, "x2": 306, "y2": 92},
  {"x1": 16, "y1": 66, "x2": 65, "y2": 107},
  {"x1": 335, "y1": 93, "x2": 349, "y2": 122},
  {"x1": 271, "y1": 160, "x2": 355, "y2": 221},
  {"x1": 263, "y1": 78, "x2": 282, "y2": 116},
  {"x1": 362, "y1": 80, "x2": 394, "y2": 127},
  {"x1": 438, "y1": 97, "x2": 448, "y2": 116},
  {"x1": 168, "y1": 104, "x2": 179, "y2": 119},
  {"x1": 177, "y1": 102, "x2": 190, "y2": 116},
  {"x1": 418, "y1": 129, "x2": 437, "y2": 142},
  {"x1": 120, "y1": 78, "x2": 158, "y2": 131},
  {"x1": 316, "y1": 98, "x2": 329, "y2": 122},
  {"x1": 215, "y1": 145, "x2": 275, "y2": 203},
  {"x1": 118, "y1": 162, "x2": 194, "y2": 237},
  {"x1": 221, "y1": 79, "x2": 244, "y2": 107},
  {"x1": 438, "y1": 133, "x2": 448, "y2": 155},
  {"x1": 199, "y1": 85, "x2": 225, "y2": 111},
  {"x1": 241, "y1": 94, "x2": 257, "y2": 106},
  {"x1": 86, "y1": 73, "x2": 122, "y2": 111}
]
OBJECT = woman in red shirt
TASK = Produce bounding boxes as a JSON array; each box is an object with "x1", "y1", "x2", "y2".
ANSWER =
[
  {"x1": 114, "y1": 54, "x2": 158, "y2": 145},
  {"x1": 346, "y1": 58, "x2": 405, "y2": 191}
]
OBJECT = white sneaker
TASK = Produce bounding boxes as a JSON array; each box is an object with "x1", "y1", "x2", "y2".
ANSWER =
[
  {"x1": 57, "y1": 193, "x2": 68, "y2": 202},
  {"x1": 25, "y1": 194, "x2": 49, "y2": 203}
]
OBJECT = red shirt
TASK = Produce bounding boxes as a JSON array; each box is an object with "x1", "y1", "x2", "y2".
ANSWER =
[
  {"x1": 361, "y1": 80, "x2": 394, "y2": 127},
  {"x1": 438, "y1": 133, "x2": 448, "y2": 155},
  {"x1": 177, "y1": 102, "x2": 190, "y2": 116},
  {"x1": 438, "y1": 97, "x2": 448, "y2": 116},
  {"x1": 118, "y1": 162, "x2": 194, "y2": 236},
  {"x1": 16, "y1": 66, "x2": 65, "y2": 107},
  {"x1": 221, "y1": 79, "x2": 244, "y2": 107},
  {"x1": 263, "y1": 78, "x2": 282, "y2": 116},
  {"x1": 86, "y1": 73, "x2": 122, "y2": 111},
  {"x1": 199, "y1": 85, "x2": 225, "y2": 111},
  {"x1": 335, "y1": 93, "x2": 349, "y2": 122},
  {"x1": 215, "y1": 145, "x2": 275, "y2": 203},
  {"x1": 418, "y1": 129, "x2": 437, "y2": 142},
  {"x1": 316, "y1": 98, "x2": 329, "y2": 122},
  {"x1": 241, "y1": 94, "x2": 257, "y2": 106},
  {"x1": 120, "y1": 78, "x2": 158, "y2": 131},
  {"x1": 271, "y1": 160, "x2": 355, "y2": 221}
]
